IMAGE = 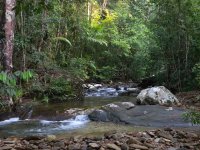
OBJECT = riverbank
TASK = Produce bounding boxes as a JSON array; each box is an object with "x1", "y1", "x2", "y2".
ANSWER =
[
  {"x1": 176, "y1": 91, "x2": 200, "y2": 111},
  {"x1": 0, "y1": 128, "x2": 199, "y2": 150}
]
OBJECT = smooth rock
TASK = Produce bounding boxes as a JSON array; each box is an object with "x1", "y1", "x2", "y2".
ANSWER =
[
  {"x1": 186, "y1": 132, "x2": 198, "y2": 138},
  {"x1": 107, "y1": 143, "x2": 121, "y2": 150},
  {"x1": 144, "y1": 142, "x2": 156, "y2": 148},
  {"x1": 137, "y1": 86, "x2": 179, "y2": 105},
  {"x1": 89, "y1": 102, "x2": 189, "y2": 127},
  {"x1": 154, "y1": 138, "x2": 160, "y2": 143},
  {"x1": 29, "y1": 144, "x2": 38, "y2": 149},
  {"x1": 156, "y1": 130, "x2": 173, "y2": 141},
  {"x1": 54, "y1": 141, "x2": 65, "y2": 148},
  {"x1": 46, "y1": 135, "x2": 56, "y2": 141},
  {"x1": 94, "y1": 84, "x2": 102, "y2": 88},
  {"x1": 129, "y1": 144, "x2": 148, "y2": 150},
  {"x1": 3, "y1": 141, "x2": 16, "y2": 144},
  {"x1": 52, "y1": 147, "x2": 60, "y2": 150},
  {"x1": 68, "y1": 143, "x2": 81, "y2": 150},
  {"x1": 0, "y1": 146, "x2": 13, "y2": 150},
  {"x1": 80, "y1": 144, "x2": 87, "y2": 150},
  {"x1": 89, "y1": 143, "x2": 100, "y2": 148},
  {"x1": 127, "y1": 137, "x2": 142, "y2": 145},
  {"x1": 127, "y1": 88, "x2": 140, "y2": 93},
  {"x1": 121, "y1": 143, "x2": 129, "y2": 150}
]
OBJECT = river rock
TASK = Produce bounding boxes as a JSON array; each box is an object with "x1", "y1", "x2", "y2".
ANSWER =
[
  {"x1": 129, "y1": 144, "x2": 148, "y2": 150},
  {"x1": 137, "y1": 86, "x2": 179, "y2": 105},
  {"x1": 68, "y1": 143, "x2": 81, "y2": 150},
  {"x1": 0, "y1": 129, "x2": 199, "y2": 150},
  {"x1": 119, "y1": 88, "x2": 140, "y2": 96},
  {"x1": 3, "y1": 141, "x2": 16, "y2": 144},
  {"x1": 0, "y1": 146, "x2": 13, "y2": 150},
  {"x1": 106, "y1": 143, "x2": 121, "y2": 150},
  {"x1": 121, "y1": 143, "x2": 129, "y2": 150},
  {"x1": 46, "y1": 135, "x2": 56, "y2": 141},
  {"x1": 127, "y1": 137, "x2": 142, "y2": 145},
  {"x1": 64, "y1": 108, "x2": 84, "y2": 115},
  {"x1": 156, "y1": 130, "x2": 173, "y2": 141},
  {"x1": 186, "y1": 132, "x2": 198, "y2": 139},
  {"x1": 94, "y1": 84, "x2": 103, "y2": 88},
  {"x1": 89, "y1": 143, "x2": 100, "y2": 148},
  {"x1": 54, "y1": 141, "x2": 65, "y2": 148},
  {"x1": 88, "y1": 102, "x2": 190, "y2": 127}
]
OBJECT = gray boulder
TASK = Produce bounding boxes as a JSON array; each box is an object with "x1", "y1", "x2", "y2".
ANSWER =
[
  {"x1": 88, "y1": 102, "x2": 190, "y2": 127},
  {"x1": 89, "y1": 102, "x2": 135, "y2": 123},
  {"x1": 136, "y1": 86, "x2": 179, "y2": 105}
]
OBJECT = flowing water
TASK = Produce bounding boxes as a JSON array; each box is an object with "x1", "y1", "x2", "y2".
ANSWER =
[
  {"x1": 0, "y1": 93, "x2": 140, "y2": 138},
  {"x1": 0, "y1": 87, "x2": 198, "y2": 138}
]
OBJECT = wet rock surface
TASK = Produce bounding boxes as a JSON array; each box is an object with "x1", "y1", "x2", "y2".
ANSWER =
[
  {"x1": 0, "y1": 129, "x2": 199, "y2": 150},
  {"x1": 88, "y1": 102, "x2": 191, "y2": 127}
]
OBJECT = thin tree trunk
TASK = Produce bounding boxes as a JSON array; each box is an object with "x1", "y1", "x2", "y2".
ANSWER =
[
  {"x1": 3, "y1": 0, "x2": 16, "y2": 106},
  {"x1": 3, "y1": 0, "x2": 16, "y2": 73},
  {"x1": 0, "y1": 1, "x2": 5, "y2": 60}
]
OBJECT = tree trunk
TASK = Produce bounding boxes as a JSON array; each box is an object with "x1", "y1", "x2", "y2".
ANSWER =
[
  {"x1": 0, "y1": 0, "x2": 5, "y2": 56},
  {"x1": 3, "y1": 0, "x2": 16, "y2": 73}
]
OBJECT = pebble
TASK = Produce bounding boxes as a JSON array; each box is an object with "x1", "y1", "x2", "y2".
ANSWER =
[
  {"x1": 0, "y1": 146, "x2": 13, "y2": 150},
  {"x1": 127, "y1": 137, "x2": 142, "y2": 145},
  {"x1": 0, "y1": 129, "x2": 199, "y2": 150},
  {"x1": 186, "y1": 132, "x2": 198, "y2": 138},
  {"x1": 156, "y1": 130, "x2": 173, "y2": 140},
  {"x1": 46, "y1": 135, "x2": 56, "y2": 141},
  {"x1": 89, "y1": 142, "x2": 100, "y2": 148},
  {"x1": 3, "y1": 141, "x2": 16, "y2": 144},
  {"x1": 121, "y1": 143, "x2": 129, "y2": 150},
  {"x1": 129, "y1": 144, "x2": 148, "y2": 150},
  {"x1": 54, "y1": 141, "x2": 65, "y2": 148},
  {"x1": 107, "y1": 143, "x2": 121, "y2": 150},
  {"x1": 154, "y1": 138, "x2": 160, "y2": 143}
]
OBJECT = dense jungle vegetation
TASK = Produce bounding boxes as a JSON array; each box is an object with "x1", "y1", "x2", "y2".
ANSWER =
[{"x1": 0, "y1": 0, "x2": 200, "y2": 106}]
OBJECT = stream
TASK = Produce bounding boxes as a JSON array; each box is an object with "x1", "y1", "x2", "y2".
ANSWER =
[{"x1": 0, "y1": 87, "x2": 198, "y2": 138}]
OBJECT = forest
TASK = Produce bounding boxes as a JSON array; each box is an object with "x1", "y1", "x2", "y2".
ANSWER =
[
  {"x1": 0, "y1": 0, "x2": 199, "y2": 149},
  {"x1": 0, "y1": 0, "x2": 199, "y2": 103}
]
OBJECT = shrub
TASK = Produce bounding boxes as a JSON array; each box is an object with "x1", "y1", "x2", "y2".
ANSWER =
[
  {"x1": 193, "y1": 63, "x2": 200, "y2": 88},
  {"x1": 0, "y1": 70, "x2": 33, "y2": 108},
  {"x1": 183, "y1": 110, "x2": 200, "y2": 125}
]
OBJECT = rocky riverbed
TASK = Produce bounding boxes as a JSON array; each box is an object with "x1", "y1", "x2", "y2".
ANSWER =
[
  {"x1": 0, "y1": 128, "x2": 199, "y2": 150},
  {"x1": 0, "y1": 83, "x2": 199, "y2": 149}
]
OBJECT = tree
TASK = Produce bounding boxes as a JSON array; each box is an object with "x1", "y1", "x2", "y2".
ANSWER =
[
  {"x1": 0, "y1": 0, "x2": 16, "y2": 107},
  {"x1": 3, "y1": 0, "x2": 16, "y2": 73}
]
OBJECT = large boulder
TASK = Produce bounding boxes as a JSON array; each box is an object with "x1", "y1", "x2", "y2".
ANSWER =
[
  {"x1": 88, "y1": 102, "x2": 190, "y2": 127},
  {"x1": 89, "y1": 102, "x2": 135, "y2": 123},
  {"x1": 136, "y1": 86, "x2": 179, "y2": 105}
]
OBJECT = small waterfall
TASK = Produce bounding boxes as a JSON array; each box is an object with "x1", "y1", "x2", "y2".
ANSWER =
[
  {"x1": 39, "y1": 115, "x2": 90, "y2": 131},
  {"x1": 0, "y1": 117, "x2": 19, "y2": 126}
]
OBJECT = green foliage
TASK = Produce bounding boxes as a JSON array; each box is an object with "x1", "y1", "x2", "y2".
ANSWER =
[
  {"x1": 183, "y1": 110, "x2": 200, "y2": 125},
  {"x1": 193, "y1": 63, "x2": 200, "y2": 87},
  {"x1": 5, "y1": 0, "x2": 200, "y2": 102},
  {"x1": 68, "y1": 58, "x2": 97, "y2": 80},
  {"x1": 47, "y1": 77, "x2": 73, "y2": 101},
  {"x1": 29, "y1": 75, "x2": 77, "y2": 102},
  {"x1": 0, "y1": 70, "x2": 33, "y2": 103},
  {"x1": 95, "y1": 66, "x2": 117, "y2": 81},
  {"x1": 52, "y1": 37, "x2": 72, "y2": 47},
  {"x1": 41, "y1": 96, "x2": 49, "y2": 104}
]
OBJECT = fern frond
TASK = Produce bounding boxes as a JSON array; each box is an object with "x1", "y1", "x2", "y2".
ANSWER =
[
  {"x1": 87, "y1": 37, "x2": 108, "y2": 46},
  {"x1": 52, "y1": 37, "x2": 72, "y2": 47}
]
